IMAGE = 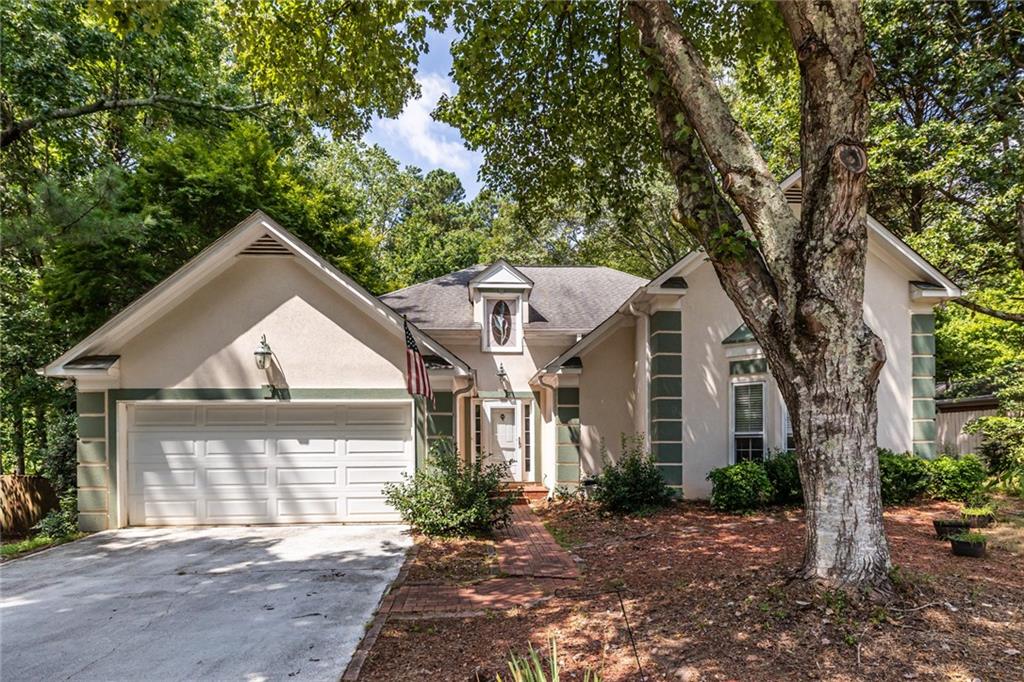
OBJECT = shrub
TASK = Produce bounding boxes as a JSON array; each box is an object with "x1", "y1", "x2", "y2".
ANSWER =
[
  {"x1": 877, "y1": 449, "x2": 931, "y2": 505},
  {"x1": 950, "y1": 531, "x2": 986, "y2": 544},
  {"x1": 32, "y1": 492, "x2": 78, "y2": 538},
  {"x1": 707, "y1": 460, "x2": 773, "y2": 512},
  {"x1": 964, "y1": 415, "x2": 1024, "y2": 495},
  {"x1": 763, "y1": 451, "x2": 802, "y2": 504},
  {"x1": 926, "y1": 455, "x2": 988, "y2": 503},
  {"x1": 383, "y1": 439, "x2": 512, "y2": 536},
  {"x1": 592, "y1": 436, "x2": 674, "y2": 514}
]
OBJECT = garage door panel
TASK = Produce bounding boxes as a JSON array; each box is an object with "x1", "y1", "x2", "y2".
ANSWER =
[
  {"x1": 346, "y1": 407, "x2": 408, "y2": 426},
  {"x1": 206, "y1": 468, "x2": 268, "y2": 487},
  {"x1": 276, "y1": 438, "x2": 337, "y2": 454},
  {"x1": 205, "y1": 438, "x2": 267, "y2": 455},
  {"x1": 276, "y1": 467, "x2": 338, "y2": 486},
  {"x1": 134, "y1": 406, "x2": 197, "y2": 427},
  {"x1": 206, "y1": 498, "x2": 270, "y2": 521},
  {"x1": 142, "y1": 499, "x2": 199, "y2": 520},
  {"x1": 205, "y1": 406, "x2": 268, "y2": 426},
  {"x1": 345, "y1": 465, "x2": 408, "y2": 486},
  {"x1": 277, "y1": 497, "x2": 339, "y2": 518},
  {"x1": 277, "y1": 406, "x2": 338, "y2": 425},
  {"x1": 347, "y1": 439, "x2": 408, "y2": 455},
  {"x1": 130, "y1": 436, "x2": 195, "y2": 456},
  {"x1": 128, "y1": 403, "x2": 411, "y2": 525},
  {"x1": 140, "y1": 469, "x2": 197, "y2": 488}
]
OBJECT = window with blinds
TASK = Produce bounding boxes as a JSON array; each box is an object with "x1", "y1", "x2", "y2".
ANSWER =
[{"x1": 733, "y1": 382, "x2": 765, "y2": 462}]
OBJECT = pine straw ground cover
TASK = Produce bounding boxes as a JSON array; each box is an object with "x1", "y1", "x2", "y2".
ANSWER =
[
  {"x1": 359, "y1": 500, "x2": 1024, "y2": 681},
  {"x1": 405, "y1": 535, "x2": 498, "y2": 585}
]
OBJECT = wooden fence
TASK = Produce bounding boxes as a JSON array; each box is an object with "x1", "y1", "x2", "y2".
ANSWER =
[
  {"x1": 935, "y1": 395, "x2": 999, "y2": 457},
  {"x1": 1, "y1": 475, "x2": 59, "y2": 536}
]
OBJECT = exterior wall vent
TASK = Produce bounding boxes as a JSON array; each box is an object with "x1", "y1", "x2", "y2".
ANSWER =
[
  {"x1": 239, "y1": 234, "x2": 292, "y2": 256},
  {"x1": 784, "y1": 185, "x2": 803, "y2": 203}
]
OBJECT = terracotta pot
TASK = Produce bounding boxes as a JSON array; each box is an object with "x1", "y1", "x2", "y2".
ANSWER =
[
  {"x1": 933, "y1": 518, "x2": 970, "y2": 539},
  {"x1": 950, "y1": 538, "x2": 986, "y2": 558}
]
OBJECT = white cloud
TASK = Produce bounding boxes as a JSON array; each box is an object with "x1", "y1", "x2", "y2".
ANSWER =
[{"x1": 374, "y1": 73, "x2": 478, "y2": 172}]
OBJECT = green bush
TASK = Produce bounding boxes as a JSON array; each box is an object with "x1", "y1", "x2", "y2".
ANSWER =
[
  {"x1": 877, "y1": 449, "x2": 931, "y2": 505},
  {"x1": 926, "y1": 455, "x2": 988, "y2": 503},
  {"x1": 383, "y1": 439, "x2": 512, "y2": 536},
  {"x1": 763, "y1": 451, "x2": 802, "y2": 504},
  {"x1": 32, "y1": 492, "x2": 78, "y2": 538},
  {"x1": 707, "y1": 460, "x2": 774, "y2": 512},
  {"x1": 499, "y1": 638, "x2": 601, "y2": 682},
  {"x1": 592, "y1": 436, "x2": 674, "y2": 514},
  {"x1": 964, "y1": 416, "x2": 1024, "y2": 495}
]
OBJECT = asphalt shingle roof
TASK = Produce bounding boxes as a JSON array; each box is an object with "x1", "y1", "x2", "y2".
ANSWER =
[{"x1": 381, "y1": 265, "x2": 647, "y2": 332}]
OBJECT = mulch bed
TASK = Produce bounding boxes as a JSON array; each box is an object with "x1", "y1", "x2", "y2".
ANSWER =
[
  {"x1": 405, "y1": 535, "x2": 498, "y2": 585},
  {"x1": 359, "y1": 500, "x2": 1024, "y2": 681}
]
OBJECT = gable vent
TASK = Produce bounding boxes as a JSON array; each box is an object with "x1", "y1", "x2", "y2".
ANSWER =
[
  {"x1": 784, "y1": 185, "x2": 803, "y2": 203},
  {"x1": 239, "y1": 234, "x2": 292, "y2": 256}
]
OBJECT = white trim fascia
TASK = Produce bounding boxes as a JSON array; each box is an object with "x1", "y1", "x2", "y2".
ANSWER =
[
  {"x1": 468, "y1": 259, "x2": 534, "y2": 289},
  {"x1": 42, "y1": 210, "x2": 471, "y2": 377},
  {"x1": 648, "y1": 251, "x2": 706, "y2": 289}
]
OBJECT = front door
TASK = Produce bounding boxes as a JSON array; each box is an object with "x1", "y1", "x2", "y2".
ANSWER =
[{"x1": 485, "y1": 404, "x2": 521, "y2": 481}]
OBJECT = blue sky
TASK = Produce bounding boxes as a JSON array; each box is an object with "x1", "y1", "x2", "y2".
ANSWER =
[{"x1": 363, "y1": 29, "x2": 485, "y2": 198}]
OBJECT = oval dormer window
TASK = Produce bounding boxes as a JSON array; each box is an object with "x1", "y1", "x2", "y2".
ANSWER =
[{"x1": 490, "y1": 300, "x2": 512, "y2": 346}]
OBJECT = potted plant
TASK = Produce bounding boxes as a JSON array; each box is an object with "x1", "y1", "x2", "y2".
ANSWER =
[
  {"x1": 949, "y1": 531, "x2": 987, "y2": 558},
  {"x1": 933, "y1": 517, "x2": 971, "y2": 539},
  {"x1": 961, "y1": 505, "x2": 996, "y2": 528}
]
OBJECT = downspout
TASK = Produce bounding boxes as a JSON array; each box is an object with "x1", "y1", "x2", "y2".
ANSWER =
[{"x1": 453, "y1": 370, "x2": 477, "y2": 461}]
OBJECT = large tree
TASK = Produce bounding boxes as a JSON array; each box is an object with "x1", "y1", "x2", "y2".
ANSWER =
[{"x1": 226, "y1": 0, "x2": 893, "y2": 586}]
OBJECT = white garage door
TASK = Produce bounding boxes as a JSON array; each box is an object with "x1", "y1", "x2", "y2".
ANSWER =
[{"x1": 126, "y1": 402, "x2": 414, "y2": 525}]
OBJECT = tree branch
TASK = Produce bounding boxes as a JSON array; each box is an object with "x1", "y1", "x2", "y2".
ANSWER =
[
  {"x1": 1, "y1": 95, "x2": 270, "y2": 148},
  {"x1": 951, "y1": 298, "x2": 1024, "y2": 324},
  {"x1": 626, "y1": 0, "x2": 800, "y2": 293}
]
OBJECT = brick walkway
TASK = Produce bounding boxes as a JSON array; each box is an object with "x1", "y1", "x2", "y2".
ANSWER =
[
  {"x1": 383, "y1": 506, "x2": 577, "y2": 617},
  {"x1": 495, "y1": 505, "x2": 579, "y2": 579}
]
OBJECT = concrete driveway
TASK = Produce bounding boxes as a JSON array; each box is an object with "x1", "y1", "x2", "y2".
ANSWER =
[{"x1": 0, "y1": 524, "x2": 411, "y2": 681}]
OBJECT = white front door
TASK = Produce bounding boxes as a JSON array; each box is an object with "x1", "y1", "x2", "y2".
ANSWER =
[{"x1": 484, "y1": 403, "x2": 521, "y2": 481}]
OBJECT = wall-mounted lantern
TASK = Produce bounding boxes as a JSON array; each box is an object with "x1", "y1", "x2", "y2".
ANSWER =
[
  {"x1": 254, "y1": 335, "x2": 273, "y2": 370},
  {"x1": 496, "y1": 363, "x2": 514, "y2": 400}
]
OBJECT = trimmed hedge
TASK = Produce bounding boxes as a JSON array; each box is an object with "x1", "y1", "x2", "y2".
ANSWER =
[
  {"x1": 592, "y1": 436, "x2": 674, "y2": 514},
  {"x1": 707, "y1": 449, "x2": 989, "y2": 513},
  {"x1": 707, "y1": 460, "x2": 774, "y2": 512}
]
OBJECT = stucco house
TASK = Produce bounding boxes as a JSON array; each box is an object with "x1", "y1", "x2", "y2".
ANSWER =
[{"x1": 44, "y1": 171, "x2": 961, "y2": 531}]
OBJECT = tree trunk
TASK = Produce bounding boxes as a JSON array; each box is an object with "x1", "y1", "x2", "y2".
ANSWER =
[
  {"x1": 628, "y1": 0, "x2": 892, "y2": 587},
  {"x1": 35, "y1": 404, "x2": 48, "y2": 456}
]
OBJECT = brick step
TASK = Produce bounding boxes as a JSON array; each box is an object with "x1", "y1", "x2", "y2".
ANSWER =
[{"x1": 500, "y1": 483, "x2": 549, "y2": 505}]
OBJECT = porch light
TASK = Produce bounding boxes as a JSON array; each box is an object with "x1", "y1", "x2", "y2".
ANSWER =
[
  {"x1": 254, "y1": 335, "x2": 273, "y2": 370},
  {"x1": 496, "y1": 363, "x2": 514, "y2": 400}
]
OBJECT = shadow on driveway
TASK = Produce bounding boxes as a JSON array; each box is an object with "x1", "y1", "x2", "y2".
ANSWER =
[{"x1": 0, "y1": 524, "x2": 411, "y2": 681}]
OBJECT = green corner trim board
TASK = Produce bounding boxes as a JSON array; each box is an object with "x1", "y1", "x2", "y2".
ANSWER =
[
  {"x1": 910, "y1": 314, "x2": 937, "y2": 458},
  {"x1": 650, "y1": 310, "x2": 683, "y2": 489},
  {"x1": 555, "y1": 387, "x2": 581, "y2": 485}
]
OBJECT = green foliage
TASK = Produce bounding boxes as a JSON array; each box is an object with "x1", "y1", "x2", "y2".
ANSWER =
[
  {"x1": 949, "y1": 531, "x2": 986, "y2": 544},
  {"x1": 383, "y1": 439, "x2": 512, "y2": 537},
  {"x1": 32, "y1": 492, "x2": 79, "y2": 539},
  {"x1": 763, "y1": 451, "x2": 802, "y2": 505},
  {"x1": 926, "y1": 455, "x2": 988, "y2": 503},
  {"x1": 960, "y1": 506, "x2": 995, "y2": 519},
  {"x1": 707, "y1": 461, "x2": 774, "y2": 513},
  {"x1": 499, "y1": 638, "x2": 601, "y2": 682},
  {"x1": 591, "y1": 436, "x2": 674, "y2": 515},
  {"x1": 877, "y1": 449, "x2": 931, "y2": 505}
]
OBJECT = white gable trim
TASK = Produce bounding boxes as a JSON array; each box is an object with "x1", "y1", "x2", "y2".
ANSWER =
[
  {"x1": 43, "y1": 211, "x2": 470, "y2": 377},
  {"x1": 468, "y1": 259, "x2": 534, "y2": 290}
]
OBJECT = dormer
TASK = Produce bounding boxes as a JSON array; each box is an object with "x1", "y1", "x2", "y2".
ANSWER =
[{"x1": 469, "y1": 260, "x2": 533, "y2": 353}]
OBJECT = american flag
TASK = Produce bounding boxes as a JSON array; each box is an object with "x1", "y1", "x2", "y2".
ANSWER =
[{"x1": 404, "y1": 320, "x2": 432, "y2": 402}]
